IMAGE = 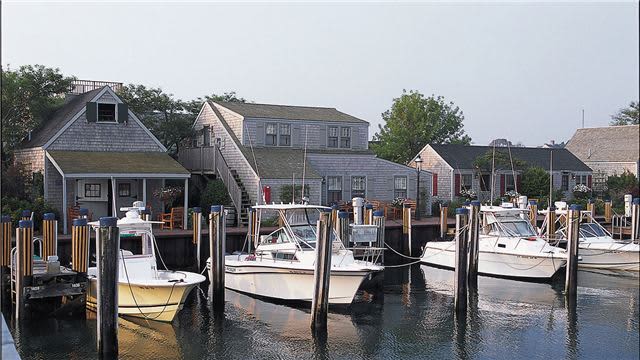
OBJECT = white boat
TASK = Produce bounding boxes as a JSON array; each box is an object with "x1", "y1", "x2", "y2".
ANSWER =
[
  {"x1": 421, "y1": 204, "x2": 566, "y2": 280},
  {"x1": 86, "y1": 204, "x2": 206, "y2": 322},
  {"x1": 207, "y1": 204, "x2": 383, "y2": 304},
  {"x1": 551, "y1": 210, "x2": 639, "y2": 271}
]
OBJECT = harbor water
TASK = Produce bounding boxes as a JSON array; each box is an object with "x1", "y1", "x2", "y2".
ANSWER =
[{"x1": 5, "y1": 265, "x2": 639, "y2": 359}]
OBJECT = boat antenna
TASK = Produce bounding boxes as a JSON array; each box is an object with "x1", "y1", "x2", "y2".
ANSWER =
[
  {"x1": 549, "y1": 150, "x2": 553, "y2": 208},
  {"x1": 507, "y1": 142, "x2": 517, "y2": 194},
  {"x1": 490, "y1": 143, "x2": 496, "y2": 203},
  {"x1": 292, "y1": 173, "x2": 295, "y2": 204}
]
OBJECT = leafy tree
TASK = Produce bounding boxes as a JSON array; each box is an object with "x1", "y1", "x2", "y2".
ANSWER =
[
  {"x1": 1, "y1": 65, "x2": 75, "y2": 158},
  {"x1": 610, "y1": 101, "x2": 639, "y2": 125},
  {"x1": 279, "y1": 185, "x2": 310, "y2": 204},
  {"x1": 117, "y1": 84, "x2": 194, "y2": 154},
  {"x1": 371, "y1": 90, "x2": 471, "y2": 164},
  {"x1": 184, "y1": 92, "x2": 246, "y2": 117},
  {"x1": 472, "y1": 149, "x2": 527, "y2": 171},
  {"x1": 606, "y1": 171, "x2": 639, "y2": 200},
  {"x1": 520, "y1": 167, "x2": 550, "y2": 199}
]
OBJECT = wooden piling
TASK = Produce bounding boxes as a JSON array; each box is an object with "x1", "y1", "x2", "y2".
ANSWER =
[
  {"x1": 586, "y1": 199, "x2": 595, "y2": 222},
  {"x1": 403, "y1": 204, "x2": 412, "y2": 256},
  {"x1": 209, "y1": 205, "x2": 225, "y2": 312},
  {"x1": 546, "y1": 206, "x2": 556, "y2": 240},
  {"x1": 42, "y1": 213, "x2": 58, "y2": 261},
  {"x1": 454, "y1": 208, "x2": 469, "y2": 315},
  {"x1": 1, "y1": 216, "x2": 11, "y2": 269},
  {"x1": 467, "y1": 201, "x2": 480, "y2": 288},
  {"x1": 373, "y1": 210, "x2": 385, "y2": 249},
  {"x1": 364, "y1": 204, "x2": 373, "y2": 225},
  {"x1": 71, "y1": 218, "x2": 89, "y2": 275},
  {"x1": 15, "y1": 220, "x2": 33, "y2": 321},
  {"x1": 528, "y1": 200, "x2": 538, "y2": 228},
  {"x1": 338, "y1": 211, "x2": 350, "y2": 248},
  {"x1": 439, "y1": 205, "x2": 448, "y2": 239},
  {"x1": 604, "y1": 200, "x2": 612, "y2": 223},
  {"x1": 192, "y1": 207, "x2": 202, "y2": 270},
  {"x1": 331, "y1": 205, "x2": 338, "y2": 233},
  {"x1": 631, "y1": 198, "x2": 640, "y2": 241},
  {"x1": 311, "y1": 209, "x2": 333, "y2": 332},
  {"x1": 565, "y1": 205, "x2": 580, "y2": 300},
  {"x1": 247, "y1": 207, "x2": 256, "y2": 254},
  {"x1": 96, "y1": 217, "x2": 119, "y2": 358}
]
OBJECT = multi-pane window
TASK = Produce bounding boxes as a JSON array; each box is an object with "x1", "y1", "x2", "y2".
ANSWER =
[
  {"x1": 279, "y1": 124, "x2": 291, "y2": 146},
  {"x1": 265, "y1": 123, "x2": 277, "y2": 146},
  {"x1": 480, "y1": 174, "x2": 492, "y2": 191},
  {"x1": 394, "y1": 176, "x2": 407, "y2": 198},
  {"x1": 327, "y1": 176, "x2": 342, "y2": 204},
  {"x1": 351, "y1": 176, "x2": 366, "y2": 198},
  {"x1": 504, "y1": 174, "x2": 516, "y2": 191},
  {"x1": 328, "y1": 126, "x2": 339, "y2": 148},
  {"x1": 118, "y1": 183, "x2": 131, "y2": 197},
  {"x1": 340, "y1": 127, "x2": 351, "y2": 148},
  {"x1": 97, "y1": 103, "x2": 116, "y2": 122},
  {"x1": 561, "y1": 174, "x2": 569, "y2": 191},
  {"x1": 575, "y1": 175, "x2": 588, "y2": 186},
  {"x1": 461, "y1": 174, "x2": 473, "y2": 190},
  {"x1": 85, "y1": 184, "x2": 102, "y2": 198}
]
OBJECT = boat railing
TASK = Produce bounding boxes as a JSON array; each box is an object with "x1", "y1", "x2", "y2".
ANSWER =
[{"x1": 343, "y1": 247, "x2": 385, "y2": 266}]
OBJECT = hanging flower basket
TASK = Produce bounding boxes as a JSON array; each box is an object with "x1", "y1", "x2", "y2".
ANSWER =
[{"x1": 153, "y1": 186, "x2": 182, "y2": 208}]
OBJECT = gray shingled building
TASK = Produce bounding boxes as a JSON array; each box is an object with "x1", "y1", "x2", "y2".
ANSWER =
[
  {"x1": 178, "y1": 100, "x2": 432, "y2": 223},
  {"x1": 13, "y1": 82, "x2": 190, "y2": 233}
]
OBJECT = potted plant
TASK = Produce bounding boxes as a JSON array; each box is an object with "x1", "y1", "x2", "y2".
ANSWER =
[
  {"x1": 573, "y1": 184, "x2": 591, "y2": 200},
  {"x1": 153, "y1": 186, "x2": 183, "y2": 212},
  {"x1": 460, "y1": 189, "x2": 478, "y2": 201}
]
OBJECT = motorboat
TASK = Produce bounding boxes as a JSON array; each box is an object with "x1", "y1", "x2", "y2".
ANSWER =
[
  {"x1": 86, "y1": 204, "x2": 206, "y2": 322},
  {"x1": 550, "y1": 209, "x2": 639, "y2": 271},
  {"x1": 421, "y1": 203, "x2": 567, "y2": 280},
  {"x1": 207, "y1": 204, "x2": 383, "y2": 304}
]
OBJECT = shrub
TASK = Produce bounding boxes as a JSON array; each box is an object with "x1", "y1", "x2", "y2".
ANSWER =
[
  {"x1": 199, "y1": 179, "x2": 231, "y2": 211},
  {"x1": 279, "y1": 185, "x2": 309, "y2": 204},
  {"x1": 1, "y1": 196, "x2": 59, "y2": 230},
  {"x1": 606, "y1": 171, "x2": 639, "y2": 201},
  {"x1": 520, "y1": 167, "x2": 550, "y2": 199}
]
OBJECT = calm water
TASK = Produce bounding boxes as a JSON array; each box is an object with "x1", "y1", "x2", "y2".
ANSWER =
[{"x1": 6, "y1": 265, "x2": 639, "y2": 360}]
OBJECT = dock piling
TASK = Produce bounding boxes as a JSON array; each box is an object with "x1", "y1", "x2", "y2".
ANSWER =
[
  {"x1": 373, "y1": 210, "x2": 385, "y2": 249},
  {"x1": 402, "y1": 204, "x2": 412, "y2": 256},
  {"x1": 192, "y1": 207, "x2": 202, "y2": 271},
  {"x1": 364, "y1": 204, "x2": 373, "y2": 225},
  {"x1": 528, "y1": 200, "x2": 538, "y2": 228},
  {"x1": 71, "y1": 218, "x2": 89, "y2": 275},
  {"x1": 42, "y1": 213, "x2": 58, "y2": 261},
  {"x1": 311, "y1": 209, "x2": 333, "y2": 332},
  {"x1": 586, "y1": 199, "x2": 595, "y2": 222},
  {"x1": 439, "y1": 204, "x2": 448, "y2": 239},
  {"x1": 96, "y1": 217, "x2": 119, "y2": 358},
  {"x1": 631, "y1": 198, "x2": 640, "y2": 241},
  {"x1": 1, "y1": 216, "x2": 12, "y2": 281},
  {"x1": 21, "y1": 210, "x2": 31, "y2": 221},
  {"x1": 454, "y1": 208, "x2": 469, "y2": 315},
  {"x1": 546, "y1": 206, "x2": 556, "y2": 240},
  {"x1": 209, "y1": 205, "x2": 225, "y2": 312},
  {"x1": 467, "y1": 201, "x2": 480, "y2": 288},
  {"x1": 338, "y1": 211, "x2": 349, "y2": 248},
  {"x1": 15, "y1": 220, "x2": 33, "y2": 321},
  {"x1": 565, "y1": 205, "x2": 580, "y2": 300},
  {"x1": 247, "y1": 208, "x2": 257, "y2": 254}
]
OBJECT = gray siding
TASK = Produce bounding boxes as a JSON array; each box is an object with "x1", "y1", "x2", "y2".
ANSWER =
[
  {"x1": 211, "y1": 103, "x2": 244, "y2": 141},
  {"x1": 261, "y1": 178, "x2": 323, "y2": 205},
  {"x1": 14, "y1": 148, "x2": 45, "y2": 174}
]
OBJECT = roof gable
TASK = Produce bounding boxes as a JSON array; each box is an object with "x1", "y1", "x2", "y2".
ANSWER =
[
  {"x1": 213, "y1": 101, "x2": 368, "y2": 124},
  {"x1": 565, "y1": 125, "x2": 639, "y2": 162}
]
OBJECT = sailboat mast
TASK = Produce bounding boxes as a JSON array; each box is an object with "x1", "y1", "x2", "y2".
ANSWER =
[
  {"x1": 549, "y1": 150, "x2": 553, "y2": 208},
  {"x1": 490, "y1": 144, "x2": 496, "y2": 203}
]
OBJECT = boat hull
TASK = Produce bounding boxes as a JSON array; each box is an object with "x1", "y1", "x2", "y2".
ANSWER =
[
  {"x1": 578, "y1": 246, "x2": 640, "y2": 271},
  {"x1": 224, "y1": 261, "x2": 372, "y2": 304},
  {"x1": 421, "y1": 245, "x2": 565, "y2": 280}
]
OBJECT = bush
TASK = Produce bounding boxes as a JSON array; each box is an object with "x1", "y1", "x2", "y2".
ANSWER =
[
  {"x1": 199, "y1": 179, "x2": 231, "y2": 211},
  {"x1": 279, "y1": 185, "x2": 309, "y2": 204},
  {"x1": 1, "y1": 196, "x2": 59, "y2": 230},
  {"x1": 606, "y1": 171, "x2": 639, "y2": 201},
  {"x1": 520, "y1": 167, "x2": 550, "y2": 199}
]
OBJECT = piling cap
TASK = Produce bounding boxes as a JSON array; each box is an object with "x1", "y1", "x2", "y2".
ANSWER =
[
  {"x1": 455, "y1": 208, "x2": 469, "y2": 215},
  {"x1": 142, "y1": 208, "x2": 151, "y2": 215},
  {"x1": 79, "y1": 208, "x2": 89, "y2": 216},
  {"x1": 529, "y1": 200, "x2": 537, "y2": 205},
  {"x1": 331, "y1": 204, "x2": 339, "y2": 210},
  {"x1": 587, "y1": 198, "x2": 594, "y2": 204},
  {"x1": 210, "y1": 205, "x2": 222, "y2": 213},
  {"x1": 321, "y1": 208, "x2": 332, "y2": 213},
  {"x1": 569, "y1": 204, "x2": 582, "y2": 211},
  {"x1": 21, "y1": 210, "x2": 31, "y2": 217},
  {"x1": 248, "y1": 207, "x2": 255, "y2": 213},
  {"x1": 43, "y1": 213, "x2": 56, "y2": 220},
  {"x1": 373, "y1": 210, "x2": 384, "y2": 217},
  {"x1": 463, "y1": 201, "x2": 471, "y2": 206},
  {"x1": 365, "y1": 203, "x2": 374, "y2": 209},
  {"x1": 192, "y1": 207, "x2": 202, "y2": 213},
  {"x1": 403, "y1": 203, "x2": 411, "y2": 208},
  {"x1": 19, "y1": 220, "x2": 33, "y2": 229},
  {"x1": 633, "y1": 198, "x2": 640, "y2": 205},
  {"x1": 338, "y1": 211, "x2": 349, "y2": 219},
  {"x1": 470, "y1": 200, "x2": 481, "y2": 207},
  {"x1": 99, "y1": 217, "x2": 118, "y2": 227},
  {"x1": 73, "y1": 218, "x2": 88, "y2": 226},
  {"x1": 1, "y1": 215, "x2": 11, "y2": 223}
]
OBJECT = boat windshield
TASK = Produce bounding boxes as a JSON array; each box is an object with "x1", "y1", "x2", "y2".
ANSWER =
[
  {"x1": 490, "y1": 220, "x2": 536, "y2": 237},
  {"x1": 290, "y1": 224, "x2": 339, "y2": 249},
  {"x1": 579, "y1": 223, "x2": 608, "y2": 238}
]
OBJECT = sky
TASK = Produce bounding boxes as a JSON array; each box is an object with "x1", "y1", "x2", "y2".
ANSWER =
[{"x1": 2, "y1": 1, "x2": 638, "y2": 146}]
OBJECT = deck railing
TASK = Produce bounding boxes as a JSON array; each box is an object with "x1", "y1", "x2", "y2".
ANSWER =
[{"x1": 69, "y1": 80, "x2": 123, "y2": 94}]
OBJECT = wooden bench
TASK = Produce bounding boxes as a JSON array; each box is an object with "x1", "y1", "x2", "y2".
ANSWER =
[{"x1": 159, "y1": 207, "x2": 184, "y2": 230}]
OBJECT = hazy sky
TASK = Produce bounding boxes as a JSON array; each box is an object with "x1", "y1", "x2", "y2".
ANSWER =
[{"x1": 2, "y1": 2, "x2": 638, "y2": 146}]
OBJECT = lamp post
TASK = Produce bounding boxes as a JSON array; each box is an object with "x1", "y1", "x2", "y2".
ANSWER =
[{"x1": 415, "y1": 155, "x2": 423, "y2": 220}]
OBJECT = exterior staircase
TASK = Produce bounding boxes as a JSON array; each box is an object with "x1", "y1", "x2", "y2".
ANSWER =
[{"x1": 230, "y1": 169, "x2": 251, "y2": 226}]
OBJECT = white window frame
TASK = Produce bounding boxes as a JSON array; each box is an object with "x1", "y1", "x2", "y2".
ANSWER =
[
  {"x1": 394, "y1": 175, "x2": 408, "y2": 198},
  {"x1": 278, "y1": 123, "x2": 291, "y2": 147},
  {"x1": 327, "y1": 126, "x2": 339, "y2": 148},
  {"x1": 351, "y1": 176, "x2": 366, "y2": 198},
  {"x1": 461, "y1": 174, "x2": 473, "y2": 190},
  {"x1": 327, "y1": 176, "x2": 343, "y2": 204},
  {"x1": 96, "y1": 101, "x2": 118, "y2": 123},
  {"x1": 265, "y1": 123, "x2": 278, "y2": 146},
  {"x1": 339, "y1": 126, "x2": 351, "y2": 149}
]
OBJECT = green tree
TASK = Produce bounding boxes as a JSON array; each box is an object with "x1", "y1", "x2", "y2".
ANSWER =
[
  {"x1": 520, "y1": 167, "x2": 550, "y2": 199},
  {"x1": 1, "y1": 65, "x2": 75, "y2": 158},
  {"x1": 606, "y1": 171, "x2": 639, "y2": 200},
  {"x1": 371, "y1": 90, "x2": 471, "y2": 163},
  {"x1": 117, "y1": 84, "x2": 194, "y2": 154},
  {"x1": 472, "y1": 149, "x2": 527, "y2": 171},
  {"x1": 184, "y1": 92, "x2": 246, "y2": 117},
  {"x1": 610, "y1": 101, "x2": 639, "y2": 125}
]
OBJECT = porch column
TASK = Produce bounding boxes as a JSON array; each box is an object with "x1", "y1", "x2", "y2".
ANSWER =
[
  {"x1": 142, "y1": 178, "x2": 147, "y2": 205},
  {"x1": 62, "y1": 176, "x2": 68, "y2": 234},
  {"x1": 184, "y1": 178, "x2": 189, "y2": 230}
]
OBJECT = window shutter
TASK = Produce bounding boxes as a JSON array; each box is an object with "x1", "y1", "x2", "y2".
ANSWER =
[
  {"x1": 454, "y1": 174, "x2": 461, "y2": 196},
  {"x1": 587, "y1": 175, "x2": 592, "y2": 188},
  {"x1": 433, "y1": 173, "x2": 438, "y2": 196},
  {"x1": 500, "y1": 174, "x2": 506, "y2": 195},
  {"x1": 86, "y1": 102, "x2": 97, "y2": 122},
  {"x1": 516, "y1": 174, "x2": 522, "y2": 192},
  {"x1": 117, "y1": 103, "x2": 128, "y2": 123}
]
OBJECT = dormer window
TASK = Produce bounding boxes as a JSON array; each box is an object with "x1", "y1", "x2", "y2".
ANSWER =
[{"x1": 98, "y1": 103, "x2": 116, "y2": 122}]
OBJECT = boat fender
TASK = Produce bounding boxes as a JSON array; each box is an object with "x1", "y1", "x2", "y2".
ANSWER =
[
  {"x1": 525, "y1": 236, "x2": 537, "y2": 241},
  {"x1": 245, "y1": 254, "x2": 256, "y2": 261}
]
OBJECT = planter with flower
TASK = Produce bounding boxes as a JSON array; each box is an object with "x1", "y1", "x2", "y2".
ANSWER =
[
  {"x1": 391, "y1": 197, "x2": 406, "y2": 208},
  {"x1": 153, "y1": 186, "x2": 183, "y2": 212},
  {"x1": 460, "y1": 188, "x2": 477, "y2": 201},
  {"x1": 504, "y1": 190, "x2": 520, "y2": 204},
  {"x1": 573, "y1": 184, "x2": 591, "y2": 199}
]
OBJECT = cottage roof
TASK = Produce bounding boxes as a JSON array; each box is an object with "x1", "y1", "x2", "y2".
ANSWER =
[
  {"x1": 565, "y1": 125, "x2": 639, "y2": 162},
  {"x1": 47, "y1": 150, "x2": 189, "y2": 177},
  {"x1": 213, "y1": 101, "x2": 368, "y2": 124},
  {"x1": 20, "y1": 87, "x2": 105, "y2": 148},
  {"x1": 426, "y1": 144, "x2": 592, "y2": 172}
]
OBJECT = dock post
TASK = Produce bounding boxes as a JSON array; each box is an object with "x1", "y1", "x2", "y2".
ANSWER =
[
  {"x1": 21, "y1": 210, "x2": 31, "y2": 221},
  {"x1": 71, "y1": 219, "x2": 89, "y2": 276},
  {"x1": 140, "y1": 208, "x2": 151, "y2": 221},
  {"x1": 467, "y1": 201, "x2": 480, "y2": 288},
  {"x1": 338, "y1": 211, "x2": 350, "y2": 248},
  {"x1": 209, "y1": 205, "x2": 225, "y2": 312},
  {"x1": 42, "y1": 213, "x2": 58, "y2": 261},
  {"x1": 586, "y1": 199, "x2": 595, "y2": 222},
  {"x1": 528, "y1": 200, "x2": 538, "y2": 228},
  {"x1": 311, "y1": 209, "x2": 333, "y2": 332},
  {"x1": 373, "y1": 210, "x2": 385, "y2": 249},
  {"x1": 192, "y1": 207, "x2": 202, "y2": 271},
  {"x1": 1, "y1": 216, "x2": 12, "y2": 284},
  {"x1": 604, "y1": 200, "x2": 612, "y2": 223},
  {"x1": 439, "y1": 204, "x2": 448, "y2": 239},
  {"x1": 402, "y1": 204, "x2": 412, "y2": 256},
  {"x1": 331, "y1": 205, "x2": 338, "y2": 233},
  {"x1": 96, "y1": 217, "x2": 119, "y2": 359},
  {"x1": 15, "y1": 220, "x2": 33, "y2": 322},
  {"x1": 247, "y1": 207, "x2": 256, "y2": 254},
  {"x1": 546, "y1": 206, "x2": 556, "y2": 240},
  {"x1": 364, "y1": 204, "x2": 373, "y2": 225},
  {"x1": 565, "y1": 205, "x2": 580, "y2": 300},
  {"x1": 79, "y1": 208, "x2": 89, "y2": 220},
  {"x1": 454, "y1": 208, "x2": 469, "y2": 315},
  {"x1": 631, "y1": 198, "x2": 640, "y2": 241}
]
